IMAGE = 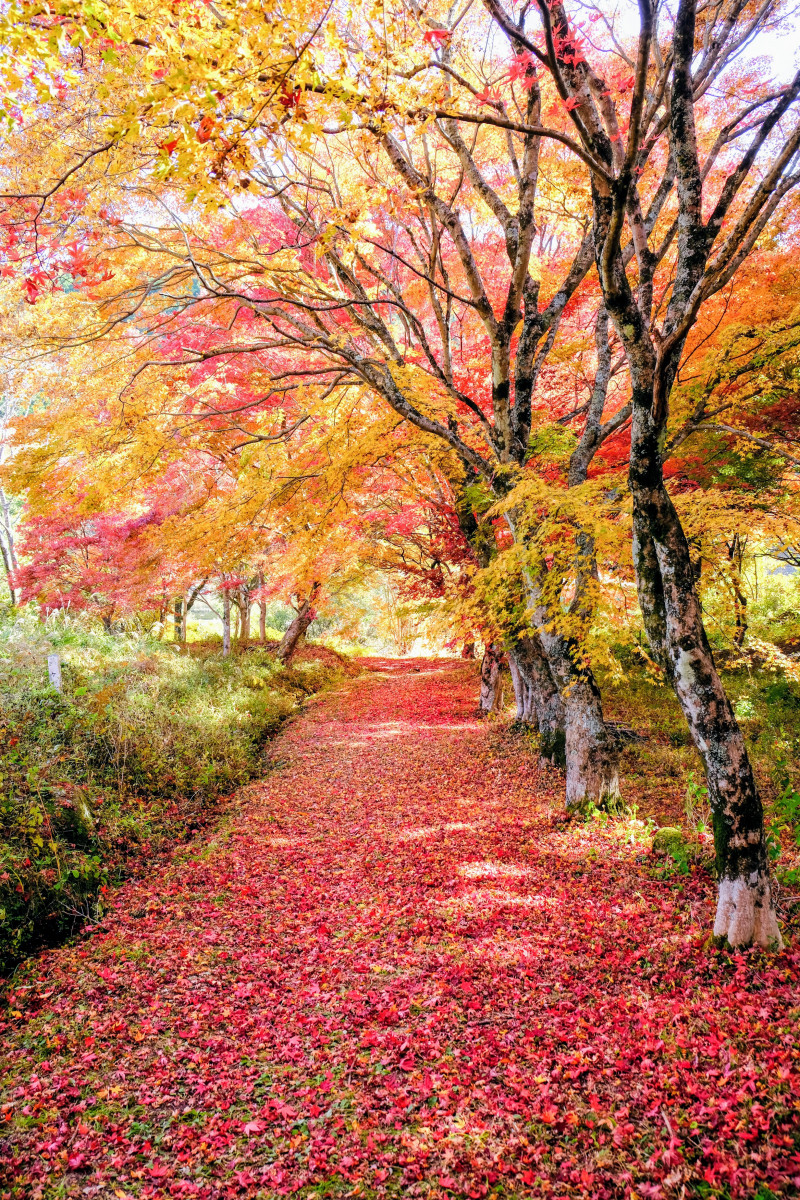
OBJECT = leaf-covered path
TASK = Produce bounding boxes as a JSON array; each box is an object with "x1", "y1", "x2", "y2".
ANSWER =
[{"x1": 2, "y1": 661, "x2": 799, "y2": 1199}]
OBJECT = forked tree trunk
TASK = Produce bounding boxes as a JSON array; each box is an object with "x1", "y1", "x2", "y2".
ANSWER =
[
  {"x1": 222, "y1": 590, "x2": 231, "y2": 658},
  {"x1": 585, "y1": 0, "x2": 786, "y2": 946},
  {"x1": 478, "y1": 643, "x2": 503, "y2": 714},
  {"x1": 512, "y1": 537, "x2": 619, "y2": 808},
  {"x1": 508, "y1": 634, "x2": 566, "y2": 766},
  {"x1": 276, "y1": 590, "x2": 318, "y2": 664}
]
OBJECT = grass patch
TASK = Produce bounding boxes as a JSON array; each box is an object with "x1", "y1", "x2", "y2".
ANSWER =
[
  {"x1": 598, "y1": 650, "x2": 800, "y2": 887},
  {"x1": 0, "y1": 611, "x2": 350, "y2": 973}
]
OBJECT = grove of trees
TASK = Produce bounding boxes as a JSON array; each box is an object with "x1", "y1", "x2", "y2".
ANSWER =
[{"x1": 2, "y1": 0, "x2": 800, "y2": 949}]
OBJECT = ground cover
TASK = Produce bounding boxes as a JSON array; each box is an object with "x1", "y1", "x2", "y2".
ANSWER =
[
  {"x1": 0, "y1": 616, "x2": 350, "y2": 971},
  {"x1": 1, "y1": 661, "x2": 798, "y2": 1199}
]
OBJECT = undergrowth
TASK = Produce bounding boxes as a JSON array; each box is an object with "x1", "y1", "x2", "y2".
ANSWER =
[
  {"x1": 0, "y1": 612, "x2": 350, "y2": 974},
  {"x1": 598, "y1": 648, "x2": 800, "y2": 891}
]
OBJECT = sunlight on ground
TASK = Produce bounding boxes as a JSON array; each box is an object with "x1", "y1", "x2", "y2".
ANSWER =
[
  {"x1": 457, "y1": 860, "x2": 536, "y2": 879},
  {"x1": 436, "y1": 888, "x2": 557, "y2": 911},
  {"x1": 397, "y1": 821, "x2": 479, "y2": 841},
  {"x1": 325, "y1": 719, "x2": 480, "y2": 745},
  {"x1": 473, "y1": 935, "x2": 548, "y2": 966}
]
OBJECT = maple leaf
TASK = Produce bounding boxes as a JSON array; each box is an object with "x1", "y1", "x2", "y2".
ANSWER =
[
  {"x1": 196, "y1": 116, "x2": 215, "y2": 143},
  {"x1": 243, "y1": 1119, "x2": 266, "y2": 1135},
  {"x1": 474, "y1": 86, "x2": 502, "y2": 107}
]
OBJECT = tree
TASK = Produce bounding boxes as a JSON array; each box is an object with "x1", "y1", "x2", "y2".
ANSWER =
[
  {"x1": 470, "y1": 0, "x2": 798, "y2": 944},
  {"x1": 3, "y1": 0, "x2": 800, "y2": 943},
  {"x1": 0, "y1": 8, "x2": 639, "y2": 805}
]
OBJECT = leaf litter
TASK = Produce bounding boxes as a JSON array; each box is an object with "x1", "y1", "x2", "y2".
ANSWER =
[{"x1": 1, "y1": 660, "x2": 798, "y2": 1199}]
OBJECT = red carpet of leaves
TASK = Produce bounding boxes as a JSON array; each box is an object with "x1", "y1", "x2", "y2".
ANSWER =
[{"x1": 2, "y1": 660, "x2": 799, "y2": 1199}]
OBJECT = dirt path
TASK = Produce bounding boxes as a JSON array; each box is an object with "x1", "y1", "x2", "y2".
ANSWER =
[{"x1": 2, "y1": 661, "x2": 799, "y2": 1199}]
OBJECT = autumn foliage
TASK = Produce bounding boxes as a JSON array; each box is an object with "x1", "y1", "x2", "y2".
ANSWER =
[{"x1": 1, "y1": 0, "x2": 800, "y2": 1194}]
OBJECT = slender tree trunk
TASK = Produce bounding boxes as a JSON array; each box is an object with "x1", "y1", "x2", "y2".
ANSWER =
[
  {"x1": 0, "y1": 536, "x2": 15, "y2": 606},
  {"x1": 174, "y1": 597, "x2": 183, "y2": 643},
  {"x1": 240, "y1": 588, "x2": 251, "y2": 648},
  {"x1": 259, "y1": 572, "x2": 267, "y2": 643},
  {"x1": 0, "y1": 487, "x2": 17, "y2": 605},
  {"x1": 222, "y1": 590, "x2": 231, "y2": 658},
  {"x1": 276, "y1": 586, "x2": 319, "y2": 664},
  {"x1": 732, "y1": 584, "x2": 748, "y2": 650},
  {"x1": 478, "y1": 643, "x2": 503, "y2": 715},
  {"x1": 728, "y1": 538, "x2": 748, "y2": 650},
  {"x1": 508, "y1": 654, "x2": 526, "y2": 721},
  {"x1": 182, "y1": 581, "x2": 203, "y2": 643}
]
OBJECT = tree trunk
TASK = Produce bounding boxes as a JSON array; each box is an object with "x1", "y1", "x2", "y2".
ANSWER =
[
  {"x1": 222, "y1": 590, "x2": 231, "y2": 658},
  {"x1": 0, "y1": 535, "x2": 15, "y2": 606},
  {"x1": 508, "y1": 527, "x2": 619, "y2": 807},
  {"x1": 732, "y1": 578, "x2": 748, "y2": 650},
  {"x1": 276, "y1": 591, "x2": 318, "y2": 664},
  {"x1": 259, "y1": 573, "x2": 267, "y2": 643},
  {"x1": 728, "y1": 539, "x2": 748, "y2": 650},
  {"x1": 240, "y1": 589, "x2": 250, "y2": 648},
  {"x1": 508, "y1": 654, "x2": 526, "y2": 721},
  {"x1": 174, "y1": 597, "x2": 183, "y2": 643},
  {"x1": 631, "y1": 464, "x2": 781, "y2": 947},
  {"x1": 508, "y1": 634, "x2": 566, "y2": 766},
  {"x1": 182, "y1": 580, "x2": 205, "y2": 643},
  {"x1": 0, "y1": 487, "x2": 17, "y2": 606},
  {"x1": 478, "y1": 643, "x2": 503, "y2": 715}
]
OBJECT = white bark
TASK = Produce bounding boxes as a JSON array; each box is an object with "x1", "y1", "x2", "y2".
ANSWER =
[{"x1": 714, "y1": 872, "x2": 783, "y2": 949}]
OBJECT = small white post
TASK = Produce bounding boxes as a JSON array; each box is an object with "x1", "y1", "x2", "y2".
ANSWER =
[{"x1": 47, "y1": 654, "x2": 62, "y2": 692}]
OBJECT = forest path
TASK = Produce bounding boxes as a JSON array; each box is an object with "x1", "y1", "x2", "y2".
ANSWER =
[{"x1": 2, "y1": 660, "x2": 799, "y2": 1199}]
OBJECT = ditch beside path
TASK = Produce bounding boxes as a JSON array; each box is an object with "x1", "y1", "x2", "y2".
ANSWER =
[{"x1": 2, "y1": 659, "x2": 799, "y2": 1199}]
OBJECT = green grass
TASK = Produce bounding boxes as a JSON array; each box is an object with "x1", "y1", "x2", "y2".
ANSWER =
[
  {"x1": 597, "y1": 646, "x2": 800, "y2": 885},
  {"x1": 0, "y1": 611, "x2": 349, "y2": 974}
]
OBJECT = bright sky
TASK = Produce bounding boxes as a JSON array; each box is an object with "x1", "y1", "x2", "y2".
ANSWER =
[
  {"x1": 748, "y1": 17, "x2": 800, "y2": 80},
  {"x1": 606, "y1": 0, "x2": 800, "y2": 81}
]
